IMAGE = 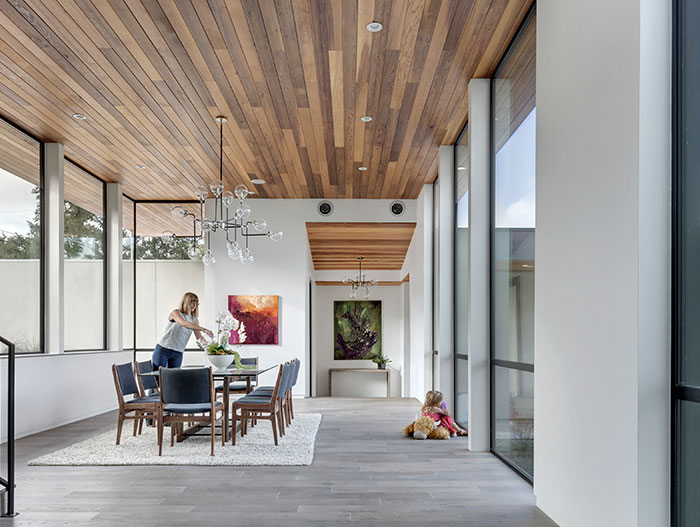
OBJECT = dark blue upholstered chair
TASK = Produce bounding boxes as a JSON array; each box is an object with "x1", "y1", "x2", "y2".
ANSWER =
[
  {"x1": 214, "y1": 356, "x2": 259, "y2": 396},
  {"x1": 230, "y1": 364, "x2": 285, "y2": 446},
  {"x1": 112, "y1": 363, "x2": 161, "y2": 445},
  {"x1": 158, "y1": 367, "x2": 224, "y2": 456},
  {"x1": 134, "y1": 360, "x2": 160, "y2": 433},
  {"x1": 250, "y1": 358, "x2": 300, "y2": 427}
]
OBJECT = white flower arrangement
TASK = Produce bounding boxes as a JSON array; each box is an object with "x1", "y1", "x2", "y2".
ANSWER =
[{"x1": 204, "y1": 310, "x2": 246, "y2": 355}]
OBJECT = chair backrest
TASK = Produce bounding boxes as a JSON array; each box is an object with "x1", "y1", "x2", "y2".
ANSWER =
[
  {"x1": 278, "y1": 361, "x2": 294, "y2": 398},
  {"x1": 239, "y1": 356, "x2": 259, "y2": 385},
  {"x1": 290, "y1": 359, "x2": 301, "y2": 388},
  {"x1": 160, "y1": 367, "x2": 212, "y2": 404},
  {"x1": 113, "y1": 363, "x2": 139, "y2": 398},
  {"x1": 136, "y1": 360, "x2": 159, "y2": 392},
  {"x1": 269, "y1": 364, "x2": 285, "y2": 400}
]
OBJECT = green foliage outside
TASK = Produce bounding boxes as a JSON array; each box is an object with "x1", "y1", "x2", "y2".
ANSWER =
[{"x1": 0, "y1": 187, "x2": 196, "y2": 261}]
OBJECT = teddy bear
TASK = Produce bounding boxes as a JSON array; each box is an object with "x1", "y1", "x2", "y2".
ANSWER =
[{"x1": 403, "y1": 415, "x2": 451, "y2": 440}]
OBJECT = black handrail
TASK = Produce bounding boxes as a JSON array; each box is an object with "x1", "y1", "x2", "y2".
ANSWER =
[{"x1": 0, "y1": 336, "x2": 17, "y2": 517}]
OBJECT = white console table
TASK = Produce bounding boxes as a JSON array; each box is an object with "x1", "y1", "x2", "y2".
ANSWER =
[{"x1": 328, "y1": 368, "x2": 390, "y2": 397}]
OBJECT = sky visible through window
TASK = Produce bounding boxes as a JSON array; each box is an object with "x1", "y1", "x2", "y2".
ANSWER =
[
  {"x1": 0, "y1": 167, "x2": 37, "y2": 235},
  {"x1": 495, "y1": 108, "x2": 536, "y2": 228}
]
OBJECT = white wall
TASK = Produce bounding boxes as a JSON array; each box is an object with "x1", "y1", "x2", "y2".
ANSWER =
[
  {"x1": 203, "y1": 199, "x2": 417, "y2": 398},
  {"x1": 0, "y1": 350, "x2": 131, "y2": 442},
  {"x1": 313, "y1": 285, "x2": 403, "y2": 397},
  {"x1": 535, "y1": 1, "x2": 670, "y2": 526},
  {"x1": 402, "y1": 185, "x2": 433, "y2": 400}
]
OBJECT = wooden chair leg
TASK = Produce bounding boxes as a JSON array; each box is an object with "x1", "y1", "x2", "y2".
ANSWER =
[
  {"x1": 231, "y1": 409, "x2": 237, "y2": 446},
  {"x1": 271, "y1": 411, "x2": 278, "y2": 446},
  {"x1": 210, "y1": 413, "x2": 215, "y2": 456},
  {"x1": 170, "y1": 420, "x2": 175, "y2": 447},
  {"x1": 116, "y1": 412, "x2": 125, "y2": 445},
  {"x1": 138, "y1": 413, "x2": 144, "y2": 435},
  {"x1": 277, "y1": 405, "x2": 285, "y2": 437},
  {"x1": 132, "y1": 411, "x2": 139, "y2": 436},
  {"x1": 289, "y1": 393, "x2": 294, "y2": 420},
  {"x1": 158, "y1": 411, "x2": 164, "y2": 456},
  {"x1": 220, "y1": 412, "x2": 225, "y2": 446}
]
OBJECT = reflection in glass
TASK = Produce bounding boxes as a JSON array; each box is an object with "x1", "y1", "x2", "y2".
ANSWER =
[
  {"x1": 494, "y1": 366, "x2": 534, "y2": 476},
  {"x1": 454, "y1": 124, "x2": 469, "y2": 425},
  {"x1": 64, "y1": 162, "x2": 104, "y2": 350},
  {"x1": 0, "y1": 120, "x2": 41, "y2": 353},
  {"x1": 123, "y1": 195, "x2": 135, "y2": 350},
  {"x1": 491, "y1": 8, "x2": 535, "y2": 478},
  {"x1": 135, "y1": 202, "x2": 204, "y2": 350}
]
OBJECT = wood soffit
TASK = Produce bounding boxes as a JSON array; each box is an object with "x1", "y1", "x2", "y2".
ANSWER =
[
  {"x1": 306, "y1": 221, "x2": 416, "y2": 270},
  {"x1": 0, "y1": 0, "x2": 533, "y2": 200}
]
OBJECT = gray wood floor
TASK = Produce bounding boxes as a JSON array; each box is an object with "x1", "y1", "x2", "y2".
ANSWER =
[{"x1": 2, "y1": 397, "x2": 557, "y2": 526}]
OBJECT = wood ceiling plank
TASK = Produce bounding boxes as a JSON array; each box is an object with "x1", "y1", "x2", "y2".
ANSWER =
[{"x1": 0, "y1": 0, "x2": 532, "y2": 200}]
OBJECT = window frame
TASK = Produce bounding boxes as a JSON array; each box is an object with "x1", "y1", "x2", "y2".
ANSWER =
[{"x1": 0, "y1": 115, "x2": 45, "y2": 355}]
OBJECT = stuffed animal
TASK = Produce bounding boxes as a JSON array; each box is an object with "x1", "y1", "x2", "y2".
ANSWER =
[{"x1": 403, "y1": 415, "x2": 451, "y2": 440}]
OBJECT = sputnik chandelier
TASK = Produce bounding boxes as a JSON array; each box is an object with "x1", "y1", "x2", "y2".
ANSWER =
[
  {"x1": 169, "y1": 116, "x2": 283, "y2": 266},
  {"x1": 343, "y1": 257, "x2": 377, "y2": 299}
]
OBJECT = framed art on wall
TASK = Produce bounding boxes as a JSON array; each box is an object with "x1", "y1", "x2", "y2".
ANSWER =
[
  {"x1": 228, "y1": 295, "x2": 279, "y2": 345},
  {"x1": 333, "y1": 300, "x2": 382, "y2": 360}
]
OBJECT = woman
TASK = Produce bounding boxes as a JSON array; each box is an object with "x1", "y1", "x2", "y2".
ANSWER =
[{"x1": 152, "y1": 292, "x2": 213, "y2": 369}]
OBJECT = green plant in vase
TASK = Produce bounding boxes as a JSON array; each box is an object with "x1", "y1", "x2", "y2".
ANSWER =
[
  {"x1": 200, "y1": 311, "x2": 250, "y2": 371},
  {"x1": 371, "y1": 353, "x2": 392, "y2": 370}
]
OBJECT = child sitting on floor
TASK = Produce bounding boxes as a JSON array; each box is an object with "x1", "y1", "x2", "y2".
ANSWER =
[{"x1": 421, "y1": 390, "x2": 468, "y2": 436}]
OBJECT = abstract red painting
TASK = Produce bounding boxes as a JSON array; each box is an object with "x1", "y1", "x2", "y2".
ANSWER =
[{"x1": 228, "y1": 295, "x2": 279, "y2": 345}]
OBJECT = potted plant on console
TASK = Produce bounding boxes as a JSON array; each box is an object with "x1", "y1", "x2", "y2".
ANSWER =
[
  {"x1": 201, "y1": 311, "x2": 248, "y2": 372},
  {"x1": 371, "y1": 353, "x2": 392, "y2": 370}
]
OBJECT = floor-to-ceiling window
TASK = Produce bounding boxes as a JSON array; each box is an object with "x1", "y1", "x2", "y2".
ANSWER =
[
  {"x1": 454, "y1": 125, "x2": 469, "y2": 427},
  {"x1": 123, "y1": 195, "x2": 135, "y2": 351},
  {"x1": 134, "y1": 202, "x2": 204, "y2": 361},
  {"x1": 63, "y1": 161, "x2": 105, "y2": 351},
  {"x1": 673, "y1": 1, "x2": 700, "y2": 523},
  {"x1": 0, "y1": 119, "x2": 42, "y2": 354},
  {"x1": 490, "y1": 7, "x2": 535, "y2": 480}
]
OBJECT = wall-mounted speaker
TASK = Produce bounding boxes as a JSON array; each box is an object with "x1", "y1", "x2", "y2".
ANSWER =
[
  {"x1": 390, "y1": 201, "x2": 405, "y2": 216},
  {"x1": 317, "y1": 200, "x2": 333, "y2": 216}
]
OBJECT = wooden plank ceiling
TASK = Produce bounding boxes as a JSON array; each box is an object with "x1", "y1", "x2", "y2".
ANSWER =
[
  {"x1": 306, "y1": 221, "x2": 415, "y2": 270},
  {"x1": 0, "y1": 0, "x2": 532, "y2": 201}
]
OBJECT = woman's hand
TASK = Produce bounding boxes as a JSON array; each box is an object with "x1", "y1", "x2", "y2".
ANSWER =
[{"x1": 203, "y1": 328, "x2": 214, "y2": 338}]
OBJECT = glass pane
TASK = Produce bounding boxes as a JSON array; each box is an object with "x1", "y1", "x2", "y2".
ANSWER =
[
  {"x1": 494, "y1": 366, "x2": 533, "y2": 476},
  {"x1": 678, "y1": 0, "x2": 700, "y2": 386},
  {"x1": 123, "y1": 195, "x2": 134, "y2": 350},
  {"x1": 64, "y1": 162, "x2": 104, "y2": 350},
  {"x1": 135, "y1": 202, "x2": 204, "y2": 350},
  {"x1": 678, "y1": 400, "x2": 700, "y2": 526},
  {"x1": 492, "y1": 11, "x2": 536, "y2": 366},
  {"x1": 0, "y1": 120, "x2": 41, "y2": 354},
  {"x1": 455, "y1": 358, "x2": 468, "y2": 427}
]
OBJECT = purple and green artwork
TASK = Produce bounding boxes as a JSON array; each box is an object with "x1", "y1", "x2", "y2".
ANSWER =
[{"x1": 333, "y1": 300, "x2": 381, "y2": 360}]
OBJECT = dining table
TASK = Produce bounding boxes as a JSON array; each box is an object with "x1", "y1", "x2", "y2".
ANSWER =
[{"x1": 139, "y1": 364, "x2": 278, "y2": 441}]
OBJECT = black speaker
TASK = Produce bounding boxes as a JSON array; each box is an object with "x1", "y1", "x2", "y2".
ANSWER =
[
  {"x1": 390, "y1": 201, "x2": 405, "y2": 216},
  {"x1": 318, "y1": 200, "x2": 333, "y2": 216}
]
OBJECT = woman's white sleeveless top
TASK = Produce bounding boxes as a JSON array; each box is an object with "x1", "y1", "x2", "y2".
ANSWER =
[{"x1": 157, "y1": 310, "x2": 195, "y2": 352}]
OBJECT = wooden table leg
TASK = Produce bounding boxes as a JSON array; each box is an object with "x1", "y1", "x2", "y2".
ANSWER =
[
  {"x1": 223, "y1": 375, "x2": 230, "y2": 441},
  {"x1": 246, "y1": 376, "x2": 251, "y2": 394}
]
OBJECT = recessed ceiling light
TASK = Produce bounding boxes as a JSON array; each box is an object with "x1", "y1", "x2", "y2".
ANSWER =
[
  {"x1": 251, "y1": 179, "x2": 266, "y2": 185},
  {"x1": 457, "y1": 166, "x2": 466, "y2": 171},
  {"x1": 358, "y1": 166, "x2": 368, "y2": 171},
  {"x1": 360, "y1": 116, "x2": 372, "y2": 122},
  {"x1": 135, "y1": 164, "x2": 146, "y2": 169},
  {"x1": 72, "y1": 113, "x2": 86, "y2": 120},
  {"x1": 366, "y1": 21, "x2": 383, "y2": 32}
]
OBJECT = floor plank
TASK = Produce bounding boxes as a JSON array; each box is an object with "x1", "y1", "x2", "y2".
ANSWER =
[{"x1": 1, "y1": 397, "x2": 557, "y2": 526}]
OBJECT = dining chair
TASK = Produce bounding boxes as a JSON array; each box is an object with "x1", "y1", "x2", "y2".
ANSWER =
[
  {"x1": 157, "y1": 367, "x2": 224, "y2": 456},
  {"x1": 250, "y1": 358, "x2": 299, "y2": 427},
  {"x1": 135, "y1": 360, "x2": 160, "y2": 433},
  {"x1": 230, "y1": 364, "x2": 285, "y2": 446},
  {"x1": 214, "y1": 356, "x2": 259, "y2": 398},
  {"x1": 241, "y1": 361, "x2": 295, "y2": 436},
  {"x1": 111, "y1": 363, "x2": 161, "y2": 445}
]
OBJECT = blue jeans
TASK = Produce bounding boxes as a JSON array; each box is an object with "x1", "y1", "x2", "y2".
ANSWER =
[{"x1": 152, "y1": 344, "x2": 183, "y2": 369}]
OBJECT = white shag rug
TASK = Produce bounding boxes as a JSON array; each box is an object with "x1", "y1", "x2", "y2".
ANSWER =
[{"x1": 28, "y1": 413, "x2": 322, "y2": 467}]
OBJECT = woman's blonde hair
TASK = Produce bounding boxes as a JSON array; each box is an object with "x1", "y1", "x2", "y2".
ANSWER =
[
  {"x1": 422, "y1": 390, "x2": 444, "y2": 413},
  {"x1": 179, "y1": 292, "x2": 199, "y2": 317}
]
